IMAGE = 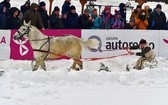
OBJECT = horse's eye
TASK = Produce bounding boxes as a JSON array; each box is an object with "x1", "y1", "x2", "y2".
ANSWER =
[{"x1": 23, "y1": 29, "x2": 26, "y2": 31}]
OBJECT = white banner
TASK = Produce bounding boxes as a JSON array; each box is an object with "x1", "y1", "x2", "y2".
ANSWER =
[
  {"x1": 0, "y1": 30, "x2": 11, "y2": 46},
  {"x1": 0, "y1": 30, "x2": 11, "y2": 59},
  {"x1": 82, "y1": 30, "x2": 159, "y2": 59},
  {"x1": 159, "y1": 31, "x2": 168, "y2": 58}
]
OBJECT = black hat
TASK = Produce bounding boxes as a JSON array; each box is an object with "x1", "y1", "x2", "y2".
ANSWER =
[
  {"x1": 136, "y1": 5, "x2": 141, "y2": 9},
  {"x1": 54, "y1": 6, "x2": 60, "y2": 11},
  {"x1": 139, "y1": 39, "x2": 147, "y2": 44},
  {"x1": 39, "y1": 1, "x2": 46, "y2": 7},
  {"x1": 70, "y1": 5, "x2": 76, "y2": 10},
  {"x1": 156, "y1": 4, "x2": 162, "y2": 9}
]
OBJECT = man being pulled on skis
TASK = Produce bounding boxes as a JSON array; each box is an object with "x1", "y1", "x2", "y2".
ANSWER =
[{"x1": 129, "y1": 39, "x2": 155, "y2": 70}]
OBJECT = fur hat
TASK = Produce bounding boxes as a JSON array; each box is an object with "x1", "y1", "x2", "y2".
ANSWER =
[{"x1": 139, "y1": 39, "x2": 147, "y2": 44}]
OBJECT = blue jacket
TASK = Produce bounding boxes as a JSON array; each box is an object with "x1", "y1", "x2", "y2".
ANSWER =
[
  {"x1": 119, "y1": 3, "x2": 126, "y2": 22},
  {"x1": 39, "y1": 8, "x2": 49, "y2": 29},
  {"x1": 62, "y1": 1, "x2": 71, "y2": 14},
  {"x1": 65, "y1": 11, "x2": 78, "y2": 29},
  {"x1": 91, "y1": 15, "x2": 101, "y2": 29},
  {"x1": 152, "y1": 11, "x2": 166, "y2": 30},
  {"x1": 0, "y1": 5, "x2": 6, "y2": 29},
  {"x1": 49, "y1": 13, "x2": 64, "y2": 29}
]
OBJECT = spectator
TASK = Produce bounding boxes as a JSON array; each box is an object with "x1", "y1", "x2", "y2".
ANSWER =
[
  {"x1": 100, "y1": 6, "x2": 114, "y2": 29},
  {"x1": 91, "y1": 8, "x2": 101, "y2": 29},
  {"x1": 78, "y1": 8, "x2": 94, "y2": 29},
  {"x1": 0, "y1": 0, "x2": 10, "y2": 11},
  {"x1": 23, "y1": 3, "x2": 44, "y2": 29},
  {"x1": 152, "y1": 4, "x2": 166, "y2": 30},
  {"x1": 147, "y1": 8, "x2": 154, "y2": 29},
  {"x1": 112, "y1": 10, "x2": 124, "y2": 29},
  {"x1": 135, "y1": 10, "x2": 148, "y2": 29},
  {"x1": 49, "y1": 6, "x2": 64, "y2": 29},
  {"x1": 119, "y1": 3, "x2": 126, "y2": 23},
  {"x1": 39, "y1": 1, "x2": 49, "y2": 29},
  {"x1": 64, "y1": 5, "x2": 78, "y2": 29},
  {"x1": 130, "y1": 5, "x2": 141, "y2": 20},
  {"x1": 62, "y1": 0, "x2": 71, "y2": 15},
  {"x1": 124, "y1": 18, "x2": 137, "y2": 29},
  {"x1": 20, "y1": 1, "x2": 30, "y2": 14},
  {"x1": 6, "y1": 7, "x2": 21, "y2": 29},
  {"x1": 0, "y1": 4, "x2": 6, "y2": 29}
]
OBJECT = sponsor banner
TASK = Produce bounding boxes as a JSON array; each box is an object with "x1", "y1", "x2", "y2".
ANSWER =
[
  {"x1": 0, "y1": 30, "x2": 11, "y2": 46},
  {"x1": 81, "y1": 30, "x2": 159, "y2": 59},
  {"x1": 0, "y1": 30, "x2": 11, "y2": 59},
  {"x1": 0, "y1": 46, "x2": 10, "y2": 60},
  {"x1": 10, "y1": 30, "x2": 81, "y2": 60},
  {"x1": 159, "y1": 31, "x2": 168, "y2": 58}
]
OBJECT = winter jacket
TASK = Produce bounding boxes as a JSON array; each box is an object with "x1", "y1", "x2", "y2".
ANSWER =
[
  {"x1": 135, "y1": 10, "x2": 148, "y2": 29},
  {"x1": 64, "y1": 11, "x2": 78, "y2": 29},
  {"x1": 131, "y1": 44, "x2": 155, "y2": 62},
  {"x1": 20, "y1": 4, "x2": 30, "y2": 14},
  {"x1": 78, "y1": 14, "x2": 93, "y2": 29},
  {"x1": 91, "y1": 15, "x2": 101, "y2": 29},
  {"x1": 49, "y1": 13, "x2": 64, "y2": 29},
  {"x1": 39, "y1": 8, "x2": 49, "y2": 29},
  {"x1": 23, "y1": 3, "x2": 44, "y2": 29},
  {"x1": 112, "y1": 18, "x2": 124, "y2": 29},
  {"x1": 62, "y1": 1, "x2": 71, "y2": 15},
  {"x1": 0, "y1": 1, "x2": 10, "y2": 11},
  {"x1": 119, "y1": 3, "x2": 126, "y2": 22},
  {"x1": 152, "y1": 11, "x2": 166, "y2": 30},
  {"x1": 0, "y1": 5, "x2": 6, "y2": 29},
  {"x1": 130, "y1": 9, "x2": 141, "y2": 20},
  {"x1": 6, "y1": 7, "x2": 21, "y2": 29},
  {"x1": 124, "y1": 23, "x2": 136, "y2": 29},
  {"x1": 100, "y1": 11, "x2": 114, "y2": 29}
]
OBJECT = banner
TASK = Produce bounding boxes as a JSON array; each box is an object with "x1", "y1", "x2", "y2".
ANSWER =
[
  {"x1": 10, "y1": 30, "x2": 81, "y2": 60},
  {"x1": 81, "y1": 30, "x2": 159, "y2": 59},
  {"x1": 159, "y1": 31, "x2": 168, "y2": 58},
  {"x1": 0, "y1": 30, "x2": 11, "y2": 60}
]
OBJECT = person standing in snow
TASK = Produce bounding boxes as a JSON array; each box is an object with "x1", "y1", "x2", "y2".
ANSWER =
[{"x1": 129, "y1": 39, "x2": 155, "y2": 70}]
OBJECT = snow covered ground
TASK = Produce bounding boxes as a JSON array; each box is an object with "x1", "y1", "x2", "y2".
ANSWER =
[
  {"x1": 1, "y1": 0, "x2": 168, "y2": 105},
  {"x1": 1, "y1": 56, "x2": 168, "y2": 105}
]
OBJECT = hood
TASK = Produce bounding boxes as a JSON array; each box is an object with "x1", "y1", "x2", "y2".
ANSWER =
[
  {"x1": 119, "y1": 3, "x2": 126, "y2": 10},
  {"x1": 0, "y1": 4, "x2": 5, "y2": 13},
  {"x1": 9, "y1": 7, "x2": 20, "y2": 16},
  {"x1": 30, "y1": 3, "x2": 38, "y2": 10}
]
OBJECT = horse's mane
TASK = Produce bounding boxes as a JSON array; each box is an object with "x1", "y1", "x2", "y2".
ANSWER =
[{"x1": 29, "y1": 25, "x2": 47, "y2": 40}]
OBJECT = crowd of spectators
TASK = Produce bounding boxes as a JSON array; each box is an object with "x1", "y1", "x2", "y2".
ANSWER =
[{"x1": 0, "y1": 0, "x2": 167, "y2": 30}]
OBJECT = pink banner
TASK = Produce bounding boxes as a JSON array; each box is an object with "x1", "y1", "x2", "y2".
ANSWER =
[{"x1": 10, "y1": 30, "x2": 81, "y2": 60}]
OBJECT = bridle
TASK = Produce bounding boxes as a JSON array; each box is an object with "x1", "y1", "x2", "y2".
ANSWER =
[{"x1": 16, "y1": 25, "x2": 31, "y2": 40}]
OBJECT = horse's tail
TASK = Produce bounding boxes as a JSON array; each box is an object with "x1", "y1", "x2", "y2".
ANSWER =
[{"x1": 81, "y1": 38, "x2": 100, "y2": 50}]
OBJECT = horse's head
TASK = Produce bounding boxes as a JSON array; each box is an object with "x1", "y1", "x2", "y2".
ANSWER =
[{"x1": 13, "y1": 21, "x2": 31, "y2": 40}]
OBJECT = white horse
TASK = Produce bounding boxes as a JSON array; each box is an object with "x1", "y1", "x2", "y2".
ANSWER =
[{"x1": 13, "y1": 21, "x2": 99, "y2": 71}]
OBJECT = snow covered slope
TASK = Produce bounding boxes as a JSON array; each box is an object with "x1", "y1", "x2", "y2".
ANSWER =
[{"x1": 1, "y1": 56, "x2": 168, "y2": 105}]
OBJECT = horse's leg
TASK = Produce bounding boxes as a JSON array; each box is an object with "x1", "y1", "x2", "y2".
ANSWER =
[
  {"x1": 32, "y1": 59, "x2": 40, "y2": 71},
  {"x1": 40, "y1": 60, "x2": 46, "y2": 71},
  {"x1": 70, "y1": 61, "x2": 77, "y2": 70},
  {"x1": 75, "y1": 60, "x2": 83, "y2": 70},
  {"x1": 32, "y1": 56, "x2": 45, "y2": 71}
]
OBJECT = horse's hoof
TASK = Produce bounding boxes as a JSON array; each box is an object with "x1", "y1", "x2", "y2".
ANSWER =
[{"x1": 75, "y1": 68, "x2": 80, "y2": 71}]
